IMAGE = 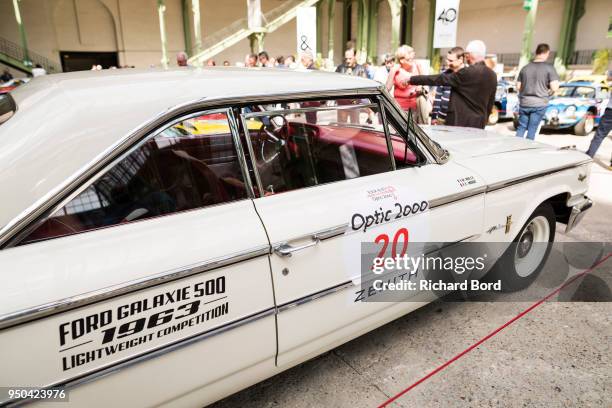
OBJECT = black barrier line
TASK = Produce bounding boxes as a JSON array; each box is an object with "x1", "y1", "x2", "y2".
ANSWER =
[{"x1": 377, "y1": 252, "x2": 611, "y2": 408}]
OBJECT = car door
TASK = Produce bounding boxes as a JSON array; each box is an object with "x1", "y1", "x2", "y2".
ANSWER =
[
  {"x1": 240, "y1": 94, "x2": 485, "y2": 367},
  {"x1": 0, "y1": 109, "x2": 276, "y2": 406}
]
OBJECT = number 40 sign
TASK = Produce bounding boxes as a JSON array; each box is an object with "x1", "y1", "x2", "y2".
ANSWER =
[{"x1": 433, "y1": 0, "x2": 460, "y2": 49}]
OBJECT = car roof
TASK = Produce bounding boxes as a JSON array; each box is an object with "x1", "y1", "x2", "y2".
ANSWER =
[{"x1": 0, "y1": 67, "x2": 380, "y2": 231}]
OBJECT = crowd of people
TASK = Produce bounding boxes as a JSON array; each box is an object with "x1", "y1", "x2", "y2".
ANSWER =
[
  {"x1": 2, "y1": 41, "x2": 608, "y2": 161},
  {"x1": 190, "y1": 39, "x2": 499, "y2": 131}
]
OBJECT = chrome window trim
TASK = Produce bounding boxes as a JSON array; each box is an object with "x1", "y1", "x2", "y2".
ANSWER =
[
  {"x1": 377, "y1": 95, "x2": 397, "y2": 171},
  {"x1": 239, "y1": 114, "x2": 266, "y2": 196},
  {"x1": 378, "y1": 87, "x2": 444, "y2": 165},
  {"x1": 0, "y1": 244, "x2": 270, "y2": 330},
  {"x1": 227, "y1": 108, "x2": 256, "y2": 198},
  {"x1": 241, "y1": 102, "x2": 379, "y2": 118},
  {"x1": 0, "y1": 88, "x2": 381, "y2": 249}
]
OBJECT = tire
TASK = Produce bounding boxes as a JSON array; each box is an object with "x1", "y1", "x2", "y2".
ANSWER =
[
  {"x1": 488, "y1": 105, "x2": 500, "y2": 125},
  {"x1": 485, "y1": 203, "x2": 556, "y2": 292},
  {"x1": 574, "y1": 114, "x2": 595, "y2": 136}
]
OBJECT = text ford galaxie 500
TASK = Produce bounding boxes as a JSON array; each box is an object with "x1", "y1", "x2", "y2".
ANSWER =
[{"x1": 0, "y1": 68, "x2": 592, "y2": 407}]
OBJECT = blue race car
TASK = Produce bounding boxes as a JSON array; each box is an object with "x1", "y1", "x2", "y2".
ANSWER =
[
  {"x1": 513, "y1": 81, "x2": 610, "y2": 135},
  {"x1": 488, "y1": 80, "x2": 519, "y2": 125}
]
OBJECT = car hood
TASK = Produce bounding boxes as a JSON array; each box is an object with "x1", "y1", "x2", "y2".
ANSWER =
[
  {"x1": 421, "y1": 125, "x2": 552, "y2": 159},
  {"x1": 548, "y1": 97, "x2": 593, "y2": 107}
]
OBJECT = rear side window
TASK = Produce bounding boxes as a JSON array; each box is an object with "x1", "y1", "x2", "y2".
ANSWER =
[
  {"x1": 240, "y1": 98, "x2": 417, "y2": 196},
  {"x1": 21, "y1": 110, "x2": 248, "y2": 244}
]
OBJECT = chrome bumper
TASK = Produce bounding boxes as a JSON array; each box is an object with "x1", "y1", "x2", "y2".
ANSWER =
[{"x1": 565, "y1": 196, "x2": 593, "y2": 233}]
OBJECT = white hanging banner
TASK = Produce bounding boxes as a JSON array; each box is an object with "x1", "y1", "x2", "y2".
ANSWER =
[
  {"x1": 296, "y1": 7, "x2": 317, "y2": 58},
  {"x1": 433, "y1": 0, "x2": 460, "y2": 49}
]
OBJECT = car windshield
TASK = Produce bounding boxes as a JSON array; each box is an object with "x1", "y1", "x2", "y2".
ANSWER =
[{"x1": 556, "y1": 86, "x2": 596, "y2": 98}]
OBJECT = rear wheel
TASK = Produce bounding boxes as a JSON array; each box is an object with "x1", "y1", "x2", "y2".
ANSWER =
[
  {"x1": 574, "y1": 114, "x2": 595, "y2": 136},
  {"x1": 486, "y1": 203, "x2": 556, "y2": 292}
]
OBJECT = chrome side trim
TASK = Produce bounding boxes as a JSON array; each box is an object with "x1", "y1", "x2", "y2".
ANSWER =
[
  {"x1": 429, "y1": 186, "x2": 486, "y2": 209},
  {"x1": 277, "y1": 280, "x2": 355, "y2": 313},
  {"x1": 314, "y1": 224, "x2": 348, "y2": 240},
  {"x1": 0, "y1": 88, "x2": 381, "y2": 249},
  {"x1": 485, "y1": 160, "x2": 592, "y2": 192},
  {"x1": 4, "y1": 306, "x2": 276, "y2": 407},
  {"x1": 0, "y1": 245, "x2": 270, "y2": 330}
]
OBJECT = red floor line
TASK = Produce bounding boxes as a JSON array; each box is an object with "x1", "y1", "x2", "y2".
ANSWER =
[{"x1": 377, "y1": 253, "x2": 612, "y2": 408}]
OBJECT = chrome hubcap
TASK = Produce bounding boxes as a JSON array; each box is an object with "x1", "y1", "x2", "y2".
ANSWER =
[
  {"x1": 514, "y1": 216, "x2": 550, "y2": 278},
  {"x1": 585, "y1": 117, "x2": 594, "y2": 133}
]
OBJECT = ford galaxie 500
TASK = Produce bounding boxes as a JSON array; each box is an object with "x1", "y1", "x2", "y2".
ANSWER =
[{"x1": 0, "y1": 68, "x2": 592, "y2": 406}]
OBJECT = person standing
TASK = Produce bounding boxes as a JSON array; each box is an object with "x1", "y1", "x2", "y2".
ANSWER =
[
  {"x1": 31, "y1": 64, "x2": 47, "y2": 77},
  {"x1": 258, "y1": 51, "x2": 272, "y2": 67},
  {"x1": 373, "y1": 54, "x2": 394, "y2": 84},
  {"x1": 431, "y1": 47, "x2": 465, "y2": 125},
  {"x1": 386, "y1": 45, "x2": 422, "y2": 113},
  {"x1": 335, "y1": 48, "x2": 367, "y2": 123},
  {"x1": 586, "y1": 98, "x2": 611, "y2": 160},
  {"x1": 335, "y1": 48, "x2": 367, "y2": 77},
  {"x1": 245, "y1": 54, "x2": 258, "y2": 67},
  {"x1": 515, "y1": 43, "x2": 559, "y2": 140},
  {"x1": 0, "y1": 70, "x2": 13, "y2": 83},
  {"x1": 176, "y1": 52, "x2": 188, "y2": 67},
  {"x1": 299, "y1": 51, "x2": 316, "y2": 70},
  {"x1": 407, "y1": 40, "x2": 497, "y2": 129}
]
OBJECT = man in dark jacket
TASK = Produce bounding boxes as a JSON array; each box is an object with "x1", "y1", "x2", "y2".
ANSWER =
[
  {"x1": 408, "y1": 40, "x2": 497, "y2": 129},
  {"x1": 335, "y1": 48, "x2": 367, "y2": 78}
]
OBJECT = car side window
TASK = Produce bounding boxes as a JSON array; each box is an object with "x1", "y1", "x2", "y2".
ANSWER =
[
  {"x1": 241, "y1": 98, "x2": 405, "y2": 195},
  {"x1": 21, "y1": 110, "x2": 248, "y2": 244}
]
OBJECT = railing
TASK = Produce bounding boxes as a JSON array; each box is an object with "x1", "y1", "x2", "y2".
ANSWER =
[
  {"x1": 194, "y1": 17, "x2": 250, "y2": 56},
  {"x1": 189, "y1": 0, "x2": 321, "y2": 64},
  {"x1": 262, "y1": 0, "x2": 305, "y2": 27},
  {"x1": 568, "y1": 49, "x2": 595, "y2": 66},
  {"x1": 0, "y1": 36, "x2": 61, "y2": 73}
]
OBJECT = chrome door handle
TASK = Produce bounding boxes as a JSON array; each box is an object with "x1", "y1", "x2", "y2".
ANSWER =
[{"x1": 274, "y1": 238, "x2": 320, "y2": 257}]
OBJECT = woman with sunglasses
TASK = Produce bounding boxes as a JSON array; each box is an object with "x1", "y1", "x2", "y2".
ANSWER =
[{"x1": 386, "y1": 45, "x2": 423, "y2": 114}]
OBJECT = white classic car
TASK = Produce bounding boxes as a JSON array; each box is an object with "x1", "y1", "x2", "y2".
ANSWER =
[{"x1": 0, "y1": 68, "x2": 592, "y2": 407}]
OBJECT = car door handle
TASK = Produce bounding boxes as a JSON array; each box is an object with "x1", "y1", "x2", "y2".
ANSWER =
[{"x1": 274, "y1": 237, "x2": 320, "y2": 257}]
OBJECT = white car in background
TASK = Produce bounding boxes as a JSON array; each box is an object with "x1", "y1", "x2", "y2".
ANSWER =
[{"x1": 0, "y1": 68, "x2": 592, "y2": 407}]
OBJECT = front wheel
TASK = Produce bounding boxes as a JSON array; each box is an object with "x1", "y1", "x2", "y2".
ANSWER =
[
  {"x1": 485, "y1": 203, "x2": 556, "y2": 292},
  {"x1": 574, "y1": 115, "x2": 594, "y2": 136}
]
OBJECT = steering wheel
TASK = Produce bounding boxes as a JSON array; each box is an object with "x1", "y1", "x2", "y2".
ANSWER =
[{"x1": 256, "y1": 115, "x2": 287, "y2": 164}]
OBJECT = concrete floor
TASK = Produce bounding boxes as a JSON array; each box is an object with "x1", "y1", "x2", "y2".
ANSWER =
[{"x1": 212, "y1": 121, "x2": 611, "y2": 408}]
